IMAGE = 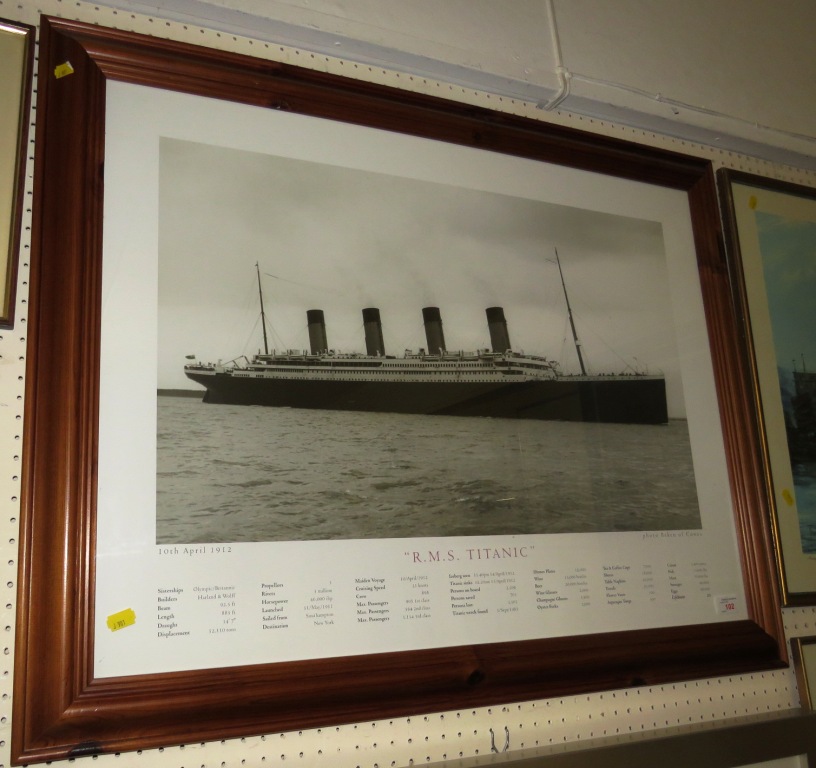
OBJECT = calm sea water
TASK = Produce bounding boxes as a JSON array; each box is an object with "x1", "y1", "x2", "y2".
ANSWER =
[{"x1": 156, "y1": 395, "x2": 702, "y2": 544}]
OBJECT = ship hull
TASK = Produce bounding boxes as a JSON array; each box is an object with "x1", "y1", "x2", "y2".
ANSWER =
[{"x1": 184, "y1": 372, "x2": 668, "y2": 425}]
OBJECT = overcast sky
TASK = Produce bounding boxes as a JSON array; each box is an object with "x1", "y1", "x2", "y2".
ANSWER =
[{"x1": 158, "y1": 138, "x2": 685, "y2": 415}]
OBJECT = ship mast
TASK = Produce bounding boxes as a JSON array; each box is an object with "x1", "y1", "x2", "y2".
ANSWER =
[
  {"x1": 256, "y1": 261, "x2": 269, "y2": 355},
  {"x1": 554, "y1": 248, "x2": 587, "y2": 376}
]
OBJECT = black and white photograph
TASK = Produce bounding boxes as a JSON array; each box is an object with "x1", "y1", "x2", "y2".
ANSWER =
[{"x1": 156, "y1": 138, "x2": 701, "y2": 544}]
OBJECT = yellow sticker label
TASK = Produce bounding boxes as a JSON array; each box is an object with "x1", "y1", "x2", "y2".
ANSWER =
[
  {"x1": 782, "y1": 488, "x2": 795, "y2": 507},
  {"x1": 107, "y1": 608, "x2": 136, "y2": 632},
  {"x1": 54, "y1": 61, "x2": 74, "y2": 79},
  {"x1": 748, "y1": 195, "x2": 758, "y2": 210}
]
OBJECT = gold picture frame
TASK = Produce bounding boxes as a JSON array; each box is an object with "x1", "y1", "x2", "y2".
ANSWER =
[
  {"x1": 719, "y1": 170, "x2": 816, "y2": 605},
  {"x1": 791, "y1": 636, "x2": 816, "y2": 710},
  {"x1": 0, "y1": 18, "x2": 33, "y2": 328}
]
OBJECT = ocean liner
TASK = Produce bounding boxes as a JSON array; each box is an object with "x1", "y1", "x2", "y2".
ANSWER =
[{"x1": 184, "y1": 261, "x2": 668, "y2": 425}]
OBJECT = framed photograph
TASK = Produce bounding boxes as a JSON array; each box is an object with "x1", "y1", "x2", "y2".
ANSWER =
[
  {"x1": 0, "y1": 17, "x2": 33, "y2": 328},
  {"x1": 14, "y1": 16, "x2": 786, "y2": 764},
  {"x1": 791, "y1": 636, "x2": 816, "y2": 710},
  {"x1": 718, "y1": 170, "x2": 816, "y2": 605}
]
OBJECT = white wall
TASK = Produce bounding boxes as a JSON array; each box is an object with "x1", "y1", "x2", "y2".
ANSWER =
[{"x1": 97, "y1": 0, "x2": 816, "y2": 165}]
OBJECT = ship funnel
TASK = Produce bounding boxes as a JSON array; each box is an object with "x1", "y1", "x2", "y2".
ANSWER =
[
  {"x1": 486, "y1": 307, "x2": 511, "y2": 352},
  {"x1": 362, "y1": 307, "x2": 385, "y2": 356},
  {"x1": 307, "y1": 309, "x2": 328, "y2": 354},
  {"x1": 422, "y1": 307, "x2": 446, "y2": 355}
]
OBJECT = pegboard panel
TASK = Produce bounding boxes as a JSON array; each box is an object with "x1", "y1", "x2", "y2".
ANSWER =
[{"x1": 0, "y1": 1, "x2": 814, "y2": 767}]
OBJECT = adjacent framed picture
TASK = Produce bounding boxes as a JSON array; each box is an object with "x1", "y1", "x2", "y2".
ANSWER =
[
  {"x1": 719, "y1": 170, "x2": 816, "y2": 605},
  {"x1": 791, "y1": 636, "x2": 816, "y2": 710},
  {"x1": 0, "y1": 17, "x2": 33, "y2": 328},
  {"x1": 14, "y1": 17, "x2": 786, "y2": 764}
]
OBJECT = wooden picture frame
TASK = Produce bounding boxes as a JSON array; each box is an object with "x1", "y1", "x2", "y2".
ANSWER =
[
  {"x1": 14, "y1": 16, "x2": 786, "y2": 764},
  {"x1": 0, "y1": 17, "x2": 33, "y2": 328},
  {"x1": 718, "y1": 170, "x2": 816, "y2": 605}
]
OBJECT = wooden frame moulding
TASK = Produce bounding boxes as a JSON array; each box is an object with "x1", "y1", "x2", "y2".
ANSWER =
[{"x1": 13, "y1": 16, "x2": 786, "y2": 764}]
